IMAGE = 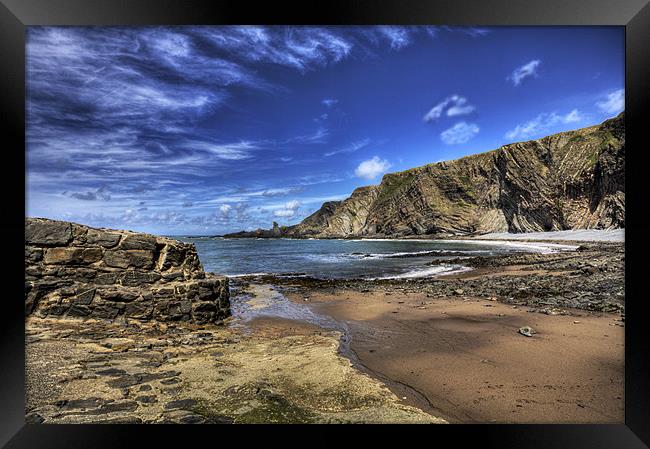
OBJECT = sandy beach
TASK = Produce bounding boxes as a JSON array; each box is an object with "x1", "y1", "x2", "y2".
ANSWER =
[{"x1": 283, "y1": 287, "x2": 624, "y2": 423}]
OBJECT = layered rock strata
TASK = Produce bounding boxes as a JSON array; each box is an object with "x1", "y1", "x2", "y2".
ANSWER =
[
  {"x1": 25, "y1": 218, "x2": 230, "y2": 324},
  {"x1": 226, "y1": 113, "x2": 624, "y2": 238}
]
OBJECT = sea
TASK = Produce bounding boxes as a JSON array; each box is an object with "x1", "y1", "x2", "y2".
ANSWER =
[{"x1": 174, "y1": 237, "x2": 578, "y2": 280}]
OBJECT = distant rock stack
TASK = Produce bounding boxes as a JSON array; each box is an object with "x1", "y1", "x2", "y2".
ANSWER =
[
  {"x1": 25, "y1": 218, "x2": 230, "y2": 324},
  {"x1": 272, "y1": 221, "x2": 281, "y2": 237}
]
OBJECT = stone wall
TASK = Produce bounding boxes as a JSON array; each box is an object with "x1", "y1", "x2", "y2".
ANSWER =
[{"x1": 25, "y1": 218, "x2": 230, "y2": 324}]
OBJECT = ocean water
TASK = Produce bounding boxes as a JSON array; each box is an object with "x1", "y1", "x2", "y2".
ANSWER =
[{"x1": 175, "y1": 237, "x2": 578, "y2": 280}]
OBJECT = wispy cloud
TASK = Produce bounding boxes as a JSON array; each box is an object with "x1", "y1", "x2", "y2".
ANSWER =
[
  {"x1": 197, "y1": 27, "x2": 353, "y2": 73},
  {"x1": 322, "y1": 99, "x2": 338, "y2": 107},
  {"x1": 185, "y1": 140, "x2": 258, "y2": 160},
  {"x1": 297, "y1": 173, "x2": 346, "y2": 186},
  {"x1": 508, "y1": 59, "x2": 541, "y2": 86},
  {"x1": 236, "y1": 187, "x2": 304, "y2": 198},
  {"x1": 324, "y1": 138, "x2": 371, "y2": 157},
  {"x1": 440, "y1": 122, "x2": 480, "y2": 144},
  {"x1": 355, "y1": 156, "x2": 391, "y2": 180},
  {"x1": 441, "y1": 26, "x2": 491, "y2": 38},
  {"x1": 377, "y1": 26, "x2": 411, "y2": 50},
  {"x1": 285, "y1": 128, "x2": 329, "y2": 144},
  {"x1": 596, "y1": 89, "x2": 624, "y2": 115},
  {"x1": 423, "y1": 95, "x2": 476, "y2": 122},
  {"x1": 505, "y1": 109, "x2": 584, "y2": 141},
  {"x1": 461, "y1": 27, "x2": 491, "y2": 37}
]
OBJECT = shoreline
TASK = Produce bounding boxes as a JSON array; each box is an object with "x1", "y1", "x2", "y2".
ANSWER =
[
  {"x1": 230, "y1": 241, "x2": 624, "y2": 423},
  {"x1": 232, "y1": 241, "x2": 624, "y2": 313},
  {"x1": 212, "y1": 228, "x2": 624, "y2": 243}
]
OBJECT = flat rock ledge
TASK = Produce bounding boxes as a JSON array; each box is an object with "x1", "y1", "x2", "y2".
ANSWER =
[{"x1": 25, "y1": 218, "x2": 230, "y2": 324}]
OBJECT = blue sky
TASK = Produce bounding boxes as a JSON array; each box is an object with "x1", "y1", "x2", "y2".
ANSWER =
[{"x1": 26, "y1": 26, "x2": 624, "y2": 235}]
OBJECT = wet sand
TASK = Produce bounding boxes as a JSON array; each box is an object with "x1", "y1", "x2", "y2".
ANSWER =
[{"x1": 284, "y1": 288, "x2": 624, "y2": 423}]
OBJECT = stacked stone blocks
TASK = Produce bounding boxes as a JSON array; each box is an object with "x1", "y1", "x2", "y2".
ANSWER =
[{"x1": 25, "y1": 218, "x2": 230, "y2": 324}]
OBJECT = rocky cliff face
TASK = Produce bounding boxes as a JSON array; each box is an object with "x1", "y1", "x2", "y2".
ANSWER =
[
  {"x1": 25, "y1": 218, "x2": 230, "y2": 323},
  {"x1": 229, "y1": 113, "x2": 624, "y2": 239}
]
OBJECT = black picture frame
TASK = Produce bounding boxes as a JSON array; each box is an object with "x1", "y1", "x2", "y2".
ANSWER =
[{"x1": 1, "y1": 0, "x2": 648, "y2": 447}]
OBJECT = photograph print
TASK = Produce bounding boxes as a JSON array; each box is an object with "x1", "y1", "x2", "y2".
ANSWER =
[{"x1": 25, "y1": 25, "x2": 625, "y2": 424}]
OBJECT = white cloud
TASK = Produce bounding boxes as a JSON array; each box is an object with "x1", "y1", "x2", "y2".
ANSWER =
[
  {"x1": 505, "y1": 109, "x2": 584, "y2": 141},
  {"x1": 423, "y1": 95, "x2": 475, "y2": 122},
  {"x1": 440, "y1": 122, "x2": 480, "y2": 145},
  {"x1": 285, "y1": 200, "x2": 300, "y2": 210},
  {"x1": 508, "y1": 60, "x2": 541, "y2": 86},
  {"x1": 219, "y1": 204, "x2": 232, "y2": 215},
  {"x1": 596, "y1": 89, "x2": 625, "y2": 115},
  {"x1": 563, "y1": 109, "x2": 583, "y2": 123},
  {"x1": 355, "y1": 156, "x2": 392, "y2": 180},
  {"x1": 322, "y1": 99, "x2": 338, "y2": 107}
]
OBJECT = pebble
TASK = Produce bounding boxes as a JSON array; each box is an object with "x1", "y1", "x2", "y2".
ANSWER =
[{"x1": 518, "y1": 326, "x2": 536, "y2": 337}]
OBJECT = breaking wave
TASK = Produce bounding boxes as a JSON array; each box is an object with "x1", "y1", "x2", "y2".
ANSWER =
[{"x1": 372, "y1": 264, "x2": 473, "y2": 280}]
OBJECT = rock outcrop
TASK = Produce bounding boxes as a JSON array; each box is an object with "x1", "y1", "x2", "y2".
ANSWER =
[
  {"x1": 25, "y1": 218, "x2": 230, "y2": 324},
  {"x1": 225, "y1": 113, "x2": 625, "y2": 238}
]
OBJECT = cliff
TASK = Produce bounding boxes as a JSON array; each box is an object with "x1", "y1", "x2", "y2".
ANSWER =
[
  {"x1": 25, "y1": 218, "x2": 230, "y2": 323},
  {"x1": 226, "y1": 113, "x2": 624, "y2": 238}
]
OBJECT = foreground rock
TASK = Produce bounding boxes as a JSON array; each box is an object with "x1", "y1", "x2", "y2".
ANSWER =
[
  {"x1": 25, "y1": 218, "x2": 230, "y2": 324},
  {"x1": 225, "y1": 113, "x2": 624, "y2": 238},
  {"x1": 25, "y1": 316, "x2": 444, "y2": 424}
]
